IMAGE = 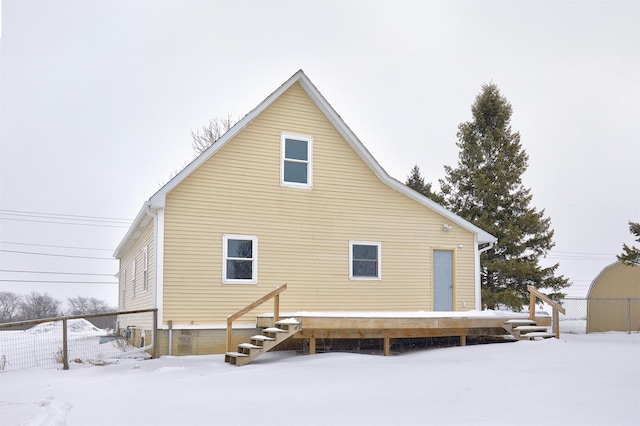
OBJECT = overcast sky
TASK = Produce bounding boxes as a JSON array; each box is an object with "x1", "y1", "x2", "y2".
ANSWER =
[{"x1": 1, "y1": 0, "x2": 638, "y2": 307}]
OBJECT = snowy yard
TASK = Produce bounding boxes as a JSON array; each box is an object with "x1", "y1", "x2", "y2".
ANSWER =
[{"x1": 1, "y1": 332, "x2": 638, "y2": 426}]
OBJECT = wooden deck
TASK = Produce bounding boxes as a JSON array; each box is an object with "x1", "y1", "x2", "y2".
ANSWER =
[{"x1": 256, "y1": 311, "x2": 552, "y2": 356}]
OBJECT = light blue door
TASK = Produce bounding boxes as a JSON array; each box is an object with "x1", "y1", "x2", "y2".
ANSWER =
[{"x1": 434, "y1": 250, "x2": 453, "y2": 311}]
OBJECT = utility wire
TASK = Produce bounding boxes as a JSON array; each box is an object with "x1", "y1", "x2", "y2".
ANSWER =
[
  {"x1": 0, "y1": 209, "x2": 132, "y2": 223},
  {"x1": 0, "y1": 269, "x2": 115, "y2": 277},
  {"x1": 0, "y1": 241, "x2": 113, "y2": 252},
  {"x1": 0, "y1": 249, "x2": 115, "y2": 260},
  {"x1": 0, "y1": 217, "x2": 130, "y2": 228},
  {"x1": 0, "y1": 279, "x2": 117, "y2": 285}
]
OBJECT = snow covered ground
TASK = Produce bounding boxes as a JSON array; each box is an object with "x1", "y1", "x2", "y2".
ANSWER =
[{"x1": 1, "y1": 332, "x2": 638, "y2": 426}]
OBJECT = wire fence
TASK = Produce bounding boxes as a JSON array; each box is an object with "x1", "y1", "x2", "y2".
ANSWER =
[
  {"x1": 557, "y1": 298, "x2": 640, "y2": 334},
  {"x1": 0, "y1": 309, "x2": 157, "y2": 373}
]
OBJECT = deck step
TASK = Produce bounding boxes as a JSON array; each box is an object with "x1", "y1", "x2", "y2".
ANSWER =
[
  {"x1": 502, "y1": 318, "x2": 555, "y2": 341},
  {"x1": 226, "y1": 320, "x2": 302, "y2": 366},
  {"x1": 514, "y1": 326, "x2": 549, "y2": 332},
  {"x1": 276, "y1": 318, "x2": 301, "y2": 325},
  {"x1": 504, "y1": 319, "x2": 536, "y2": 325},
  {"x1": 238, "y1": 343, "x2": 263, "y2": 349},
  {"x1": 251, "y1": 335, "x2": 276, "y2": 342}
]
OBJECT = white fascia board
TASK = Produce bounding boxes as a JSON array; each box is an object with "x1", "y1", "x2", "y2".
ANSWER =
[
  {"x1": 297, "y1": 74, "x2": 498, "y2": 245},
  {"x1": 113, "y1": 201, "x2": 153, "y2": 259},
  {"x1": 148, "y1": 70, "x2": 307, "y2": 208},
  {"x1": 586, "y1": 260, "x2": 626, "y2": 298},
  {"x1": 116, "y1": 71, "x2": 308, "y2": 260}
]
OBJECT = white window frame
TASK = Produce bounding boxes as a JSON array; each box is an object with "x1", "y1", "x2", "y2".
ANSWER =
[
  {"x1": 349, "y1": 241, "x2": 381, "y2": 280},
  {"x1": 222, "y1": 234, "x2": 258, "y2": 284},
  {"x1": 281, "y1": 132, "x2": 313, "y2": 189},
  {"x1": 121, "y1": 269, "x2": 127, "y2": 308},
  {"x1": 131, "y1": 259, "x2": 136, "y2": 298},
  {"x1": 143, "y1": 246, "x2": 149, "y2": 292}
]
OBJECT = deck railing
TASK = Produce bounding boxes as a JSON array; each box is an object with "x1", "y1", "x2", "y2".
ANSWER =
[
  {"x1": 528, "y1": 285, "x2": 566, "y2": 338},
  {"x1": 226, "y1": 283, "x2": 287, "y2": 352}
]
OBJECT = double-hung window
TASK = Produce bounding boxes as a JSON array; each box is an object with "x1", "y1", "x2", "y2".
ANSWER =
[
  {"x1": 281, "y1": 133, "x2": 312, "y2": 188},
  {"x1": 223, "y1": 234, "x2": 258, "y2": 284},
  {"x1": 131, "y1": 259, "x2": 136, "y2": 298},
  {"x1": 349, "y1": 241, "x2": 381, "y2": 279},
  {"x1": 121, "y1": 270, "x2": 127, "y2": 308},
  {"x1": 143, "y1": 246, "x2": 149, "y2": 291}
]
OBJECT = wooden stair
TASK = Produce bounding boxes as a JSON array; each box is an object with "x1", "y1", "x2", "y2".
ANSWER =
[
  {"x1": 224, "y1": 318, "x2": 301, "y2": 366},
  {"x1": 503, "y1": 319, "x2": 555, "y2": 340}
]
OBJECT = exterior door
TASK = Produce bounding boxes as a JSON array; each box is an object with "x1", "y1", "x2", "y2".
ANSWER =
[{"x1": 434, "y1": 250, "x2": 453, "y2": 311}]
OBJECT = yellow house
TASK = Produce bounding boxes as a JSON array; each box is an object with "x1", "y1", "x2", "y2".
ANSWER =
[
  {"x1": 587, "y1": 261, "x2": 640, "y2": 333},
  {"x1": 114, "y1": 70, "x2": 497, "y2": 355}
]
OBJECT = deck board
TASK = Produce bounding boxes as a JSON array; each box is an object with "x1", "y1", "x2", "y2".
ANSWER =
[{"x1": 256, "y1": 311, "x2": 551, "y2": 340}]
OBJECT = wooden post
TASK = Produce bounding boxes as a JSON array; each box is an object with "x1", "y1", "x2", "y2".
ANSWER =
[
  {"x1": 309, "y1": 337, "x2": 316, "y2": 355},
  {"x1": 383, "y1": 335, "x2": 390, "y2": 356},
  {"x1": 226, "y1": 320, "x2": 232, "y2": 353},
  {"x1": 529, "y1": 292, "x2": 536, "y2": 321},
  {"x1": 460, "y1": 335, "x2": 467, "y2": 346},
  {"x1": 553, "y1": 308, "x2": 560, "y2": 339},
  {"x1": 274, "y1": 294, "x2": 280, "y2": 325},
  {"x1": 62, "y1": 318, "x2": 69, "y2": 370}
]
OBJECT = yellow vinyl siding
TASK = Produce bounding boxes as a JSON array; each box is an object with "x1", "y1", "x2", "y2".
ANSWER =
[
  {"x1": 162, "y1": 82, "x2": 476, "y2": 325},
  {"x1": 118, "y1": 218, "x2": 155, "y2": 330}
]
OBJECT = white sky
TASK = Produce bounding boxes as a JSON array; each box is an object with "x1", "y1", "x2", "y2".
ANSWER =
[{"x1": 1, "y1": 0, "x2": 638, "y2": 306}]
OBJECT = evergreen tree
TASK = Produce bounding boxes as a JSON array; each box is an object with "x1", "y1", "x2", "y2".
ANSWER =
[
  {"x1": 617, "y1": 221, "x2": 640, "y2": 265},
  {"x1": 405, "y1": 164, "x2": 445, "y2": 204},
  {"x1": 440, "y1": 83, "x2": 569, "y2": 310}
]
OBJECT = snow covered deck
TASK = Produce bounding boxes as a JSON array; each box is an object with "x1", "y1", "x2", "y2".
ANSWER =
[{"x1": 256, "y1": 310, "x2": 552, "y2": 354}]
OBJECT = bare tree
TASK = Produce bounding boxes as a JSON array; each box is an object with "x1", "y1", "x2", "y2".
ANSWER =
[
  {"x1": 67, "y1": 296, "x2": 114, "y2": 315},
  {"x1": 191, "y1": 113, "x2": 236, "y2": 156},
  {"x1": 0, "y1": 291, "x2": 22, "y2": 322},
  {"x1": 20, "y1": 292, "x2": 62, "y2": 320}
]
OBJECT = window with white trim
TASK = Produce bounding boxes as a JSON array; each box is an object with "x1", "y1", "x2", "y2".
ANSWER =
[
  {"x1": 121, "y1": 270, "x2": 127, "y2": 308},
  {"x1": 281, "y1": 133, "x2": 312, "y2": 188},
  {"x1": 349, "y1": 241, "x2": 381, "y2": 279},
  {"x1": 223, "y1": 234, "x2": 258, "y2": 283},
  {"x1": 131, "y1": 259, "x2": 136, "y2": 298},
  {"x1": 143, "y1": 246, "x2": 149, "y2": 291}
]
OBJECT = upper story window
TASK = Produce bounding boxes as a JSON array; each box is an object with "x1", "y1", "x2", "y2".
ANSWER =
[
  {"x1": 281, "y1": 133, "x2": 312, "y2": 188},
  {"x1": 349, "y1": 241, "x2": 381, "y2": 280},
  {"x1": 223, "y1": 234, "x2": 258, "y2": 284}
]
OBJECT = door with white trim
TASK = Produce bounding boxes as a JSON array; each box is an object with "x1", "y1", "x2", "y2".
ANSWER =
[{"x1": 433, "y1": 250, "x2": 453, "y2": 311}]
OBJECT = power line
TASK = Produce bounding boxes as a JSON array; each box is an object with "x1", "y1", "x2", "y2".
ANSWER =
[
  {"x1": 0, "y1": 209, "x2": 132, "y2": 223},
  {"x1": 0, "y1": 217, "x2": 130, "y2": 229},
  {"x1": 0, "y1": 269, "x2": 115, "y2": 277},
  {"x1": 0, "y1": 249, "x2": 115, "y2": 260},
  {"x1": 0, "y1": 279, "x2": 117, "y2": 285},
  {"x1": 550, "y1": 252, "x2": 615, "y2": 256},
  {"x1": 0, "y1": 241, "x2": 113, "y2": 252}
]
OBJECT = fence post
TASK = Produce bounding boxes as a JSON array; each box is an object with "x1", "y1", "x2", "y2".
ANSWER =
[
  {"x1": 62, "y1": 318, "x2": 69, "y2": 370},
  {"x1": 628, "y1": 298, "x2": 631, "y2": 334}
]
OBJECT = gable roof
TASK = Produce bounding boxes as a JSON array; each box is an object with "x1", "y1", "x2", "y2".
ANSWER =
[{"x1": 115, "y1": 70, "x2": 496, "y2": 258}]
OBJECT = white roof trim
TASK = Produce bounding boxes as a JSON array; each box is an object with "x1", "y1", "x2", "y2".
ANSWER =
[
  {"x1": 114, "y1": 70, "x2": 496, "y2": 258},
  {"x1": 586, "y1": 260, "x2": 637, "y2": 298}
]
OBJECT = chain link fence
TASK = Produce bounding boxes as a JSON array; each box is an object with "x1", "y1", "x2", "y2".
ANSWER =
[
  {"x1": 0, "y1": 309, "x2": 157, "y2": 373},
  {"x1": 558, "y1": 298, "x2": 640, "y2": 334}
]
